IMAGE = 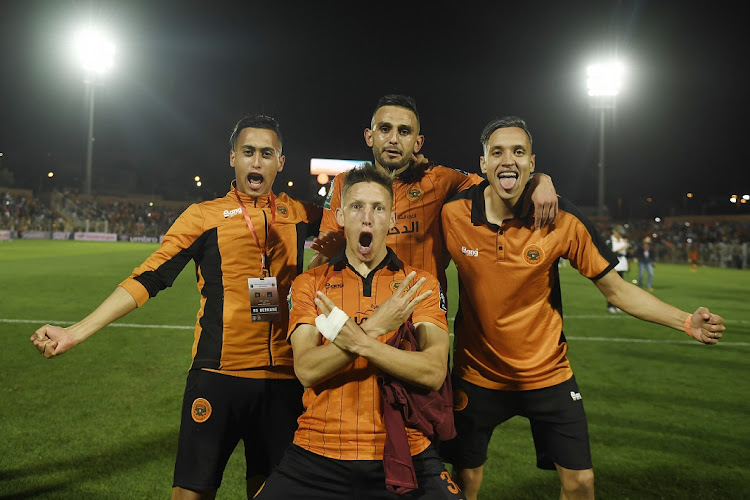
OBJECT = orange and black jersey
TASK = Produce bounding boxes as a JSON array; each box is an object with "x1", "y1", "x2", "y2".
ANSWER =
[
  {"x1": 287, "y1": 248, "x2": 449, "y2": 460},
  {"x1": 119, "y1": 187, "x2": 321, "y2": 377},
  {"x1": 321, "y1": 165, "x2": 482, "y2": 294},
  {"x1": 441, "y1": 181, "x2": 618, "y2": 391}
]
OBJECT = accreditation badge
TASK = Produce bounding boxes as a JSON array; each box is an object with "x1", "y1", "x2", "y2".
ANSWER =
[{"x1": 248, "y1": 277, "x2": 280, "y2": 322}]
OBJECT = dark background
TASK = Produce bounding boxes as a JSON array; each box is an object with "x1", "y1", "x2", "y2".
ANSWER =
[{"x1": 1, "y1": 1, "x2": 747, "y2": 216}]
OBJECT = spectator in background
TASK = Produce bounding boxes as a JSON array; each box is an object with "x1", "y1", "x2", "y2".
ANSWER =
[
  {"x1": 606, "y1": 225, "x2": 629, "y2": 312},
  {"x1": 689, "y1": 245, "x2": 699, "y2": 272},
  {"x1": 634, "y1": 236, "x2": 655, "y2": 291}
]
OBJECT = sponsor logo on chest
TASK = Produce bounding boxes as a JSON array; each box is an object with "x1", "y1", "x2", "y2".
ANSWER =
[
  {"x1": 461, "y1": 246, "x2": 479, "y2": 257},
  {"x1": 223, "y1": 206, "x2": 243, "y2": 218}
]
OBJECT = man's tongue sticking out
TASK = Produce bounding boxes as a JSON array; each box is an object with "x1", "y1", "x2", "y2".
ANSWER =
[
  {"x1": 247, "y1": 173, "x2": 264, "y2": 192},
  {"x1": 498, "y1": 172, "x2": 518, "y2": 191}
]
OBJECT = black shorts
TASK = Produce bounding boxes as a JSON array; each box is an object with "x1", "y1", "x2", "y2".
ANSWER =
[
  {"x1": 172, "y1": 369, "x2": 304, "y2": 491},
  {"x1": 441, "y1": 375, "x2": 591, "y2": 471},
  {"x1": 254, "y1": 444, "x2": 466, "y2": 500}
]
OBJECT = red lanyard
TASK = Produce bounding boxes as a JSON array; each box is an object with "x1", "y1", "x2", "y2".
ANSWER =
[{"x1": 234, "y1": 187, "x2": 276, "y2": 276}]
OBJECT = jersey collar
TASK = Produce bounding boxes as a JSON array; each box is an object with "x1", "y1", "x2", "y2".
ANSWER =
[
  {"x1": 228, "y1": 180, "x2": 274, "y2": 207},
  {"x1": 470, "y1": 179, "x2": 530, "y2": 228},
  {"x1": 330, "y1": 246, "x2": 404, "y2": 272}
]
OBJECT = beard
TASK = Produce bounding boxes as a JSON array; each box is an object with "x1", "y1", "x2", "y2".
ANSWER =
[{"x1": 373, "y1": 145, "x2": 410, "y2": 172}]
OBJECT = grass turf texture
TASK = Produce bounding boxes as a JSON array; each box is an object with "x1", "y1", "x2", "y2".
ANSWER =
[{"x1": 1, "y1": 240, "x2": 748, "y2": 499}]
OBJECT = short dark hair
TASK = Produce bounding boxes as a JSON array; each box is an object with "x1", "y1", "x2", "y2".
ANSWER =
[
  {"x1": 480, "y1": 116, "x2": 533, "y2": 152},
  {"x1": 371, "y1": 94, "x2": 420, "y2": 129},
  {"x1": 229, "y1": 114, "x2": 283, "y2": 153},
  {"x1": 342, "y1": 162, "x2": 394, "y2": 204}
]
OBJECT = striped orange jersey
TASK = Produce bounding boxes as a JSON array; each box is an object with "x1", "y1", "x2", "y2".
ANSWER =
[
  {"x1": 119, "y1": 187, "x2": 321, "y2": 377},
  {"x1": 441, "y1": 182, "x2": 618, "y2": 391},
  {"x1": 287, "y1": 248, "x2": 449, "y2": 460},
  {"x1": 321, "y1": 165, "x2": 482, "y2": 294}
]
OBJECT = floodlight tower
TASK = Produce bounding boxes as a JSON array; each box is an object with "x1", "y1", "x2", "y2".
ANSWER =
[
  {"x1": 75, "y1": 28, "x2": 115, "y2": 195},
  {"x1": 587, "y1": 61, "x2": 623, "y2": 216}
]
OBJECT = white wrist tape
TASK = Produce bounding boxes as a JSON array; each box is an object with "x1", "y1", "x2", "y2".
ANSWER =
[{"x1": 315, "y1": 307, "x2": 349, "y2": 342}]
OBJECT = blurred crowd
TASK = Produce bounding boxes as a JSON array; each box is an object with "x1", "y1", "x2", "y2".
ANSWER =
[
  {"x1": 597, "y1": 218, "x2": 750, "y2": 269},
  {"x1": 3, "y1": 189, "x2": 749, "y2": 268},
  {"x1": 2, "y1": 190, "x2": 188, "y2": 237}
]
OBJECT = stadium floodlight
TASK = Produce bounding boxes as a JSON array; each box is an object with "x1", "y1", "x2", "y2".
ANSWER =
[
  {"x1": 587, "y1": 62, "x2": 623, "y2": 97},
  {"x1": 74, "y1": 27, "x2": 115, "y2": 196},
  {"x1": 587, "y1": 60, "x2": 624, "y2": 216}
]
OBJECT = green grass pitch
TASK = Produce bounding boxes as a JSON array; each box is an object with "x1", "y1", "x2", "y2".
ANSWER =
[{"x1": 1, "y1": 240, "x2": 748, "y2": 499}]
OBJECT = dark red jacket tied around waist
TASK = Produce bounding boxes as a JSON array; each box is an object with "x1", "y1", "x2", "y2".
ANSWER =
[{"x1": 378, "y1": 318, "x2": 456, "y2": 495}]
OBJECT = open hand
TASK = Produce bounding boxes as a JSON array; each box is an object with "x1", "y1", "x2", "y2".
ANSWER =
[{"x1": 310, "y1": 231, "x2": 346, "y2": 259}]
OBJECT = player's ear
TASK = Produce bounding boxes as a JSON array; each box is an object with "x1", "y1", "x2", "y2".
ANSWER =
[
  {"x1": 335, "y1": 207, "x2": 344, "y2": 227},
  {"x1": 479, "y1": 155, "x2": 487, "y2": 174},
  {"x1": 412, "y1": 134, "x2": 425, "y2": 153},
  {"x1": 364, "y1": 128, "x2": 374, "y2": 147},
  {"x1": 529, "y1": 154, "x2": 535, "y2": 174},
  {"x1": 229, "y1": 149, "x2": 236, "y2": 168},
  {"x1": 277, "y1": 154, "x2": 286, "y2": 173}
]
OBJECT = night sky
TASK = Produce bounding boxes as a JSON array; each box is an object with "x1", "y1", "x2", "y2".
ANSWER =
[{"x1": 1, "y1": 1, "x2": 747, "y2": 215}]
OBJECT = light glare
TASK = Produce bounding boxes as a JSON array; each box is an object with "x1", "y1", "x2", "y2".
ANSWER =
[
  {"x1": 75, "y1": 28, "x2": 115, "y2": 74},
  {"x1": 587, "y1": 62, "x2": 624, "y2": 96}
]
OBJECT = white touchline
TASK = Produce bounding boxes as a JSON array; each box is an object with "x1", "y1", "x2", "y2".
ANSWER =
[{"x1": 4, "y1": 317, "x2": 747, "y2": 345}]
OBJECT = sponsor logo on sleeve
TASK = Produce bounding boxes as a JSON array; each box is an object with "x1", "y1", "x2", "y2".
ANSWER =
[{"x1": 323, "y1": 180, "x2": 335, "y2": 209}]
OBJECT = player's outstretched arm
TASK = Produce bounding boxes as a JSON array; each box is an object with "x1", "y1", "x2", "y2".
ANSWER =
[
  {"x1": 593, "y1": 269, "x2": 725, "y2": 344},
  {"x1": 30, "y1": 286, "x2": 137, "y2": 359},
  {"x1": 523, "y1": 173, "x2": 558, "y2": 229}
]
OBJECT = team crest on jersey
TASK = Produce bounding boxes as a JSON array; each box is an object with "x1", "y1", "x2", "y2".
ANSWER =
[
  {"x1": 523, "y1": 244, "x2": 545, "y2": 266},
  {"x1": 191, "y1": 398, "x2": 212, "y2": 423},
  {"x1": 453, "y1": 390, "x2": 468, "y2": 411},
  {"x1": 389, "y1": 279, "x2": 411, "y2": 294},
  {"x1": 323, "y1": 180, "x2": 335, "y2": 209},
  {"x1": 406, "y1": 185, "x2": 424, "y2": 202},
  {"x1": 275, "y1": 203, "x2": 289, "y2": 218}
]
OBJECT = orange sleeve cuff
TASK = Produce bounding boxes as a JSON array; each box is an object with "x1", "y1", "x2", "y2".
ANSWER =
[
  {"x1": 118, "y1": 277, "x2": 150, "y2": 308},
  {"x1": 683, "y1": 314, "x2": 693, "y2": 337}
]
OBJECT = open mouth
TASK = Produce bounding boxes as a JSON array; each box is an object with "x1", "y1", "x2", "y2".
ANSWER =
[
  {"x1": 358, "y1": 231, "x2": 373, "y2": 255},
  {"x1": 247, "y1": 173, "x2": 264, "y2": 190},
  {"x1": 497, "y1": 171, "x2": 518, "y2": 190}
]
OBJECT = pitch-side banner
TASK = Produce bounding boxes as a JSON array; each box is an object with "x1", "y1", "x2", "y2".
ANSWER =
[{"x1": 73, "y1": 232, "x2": 117, "y2": 242}]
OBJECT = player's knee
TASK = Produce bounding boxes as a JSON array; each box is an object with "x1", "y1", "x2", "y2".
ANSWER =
[{"x1": 560, "y1": 468, "x2": 594, "y2": 498}]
